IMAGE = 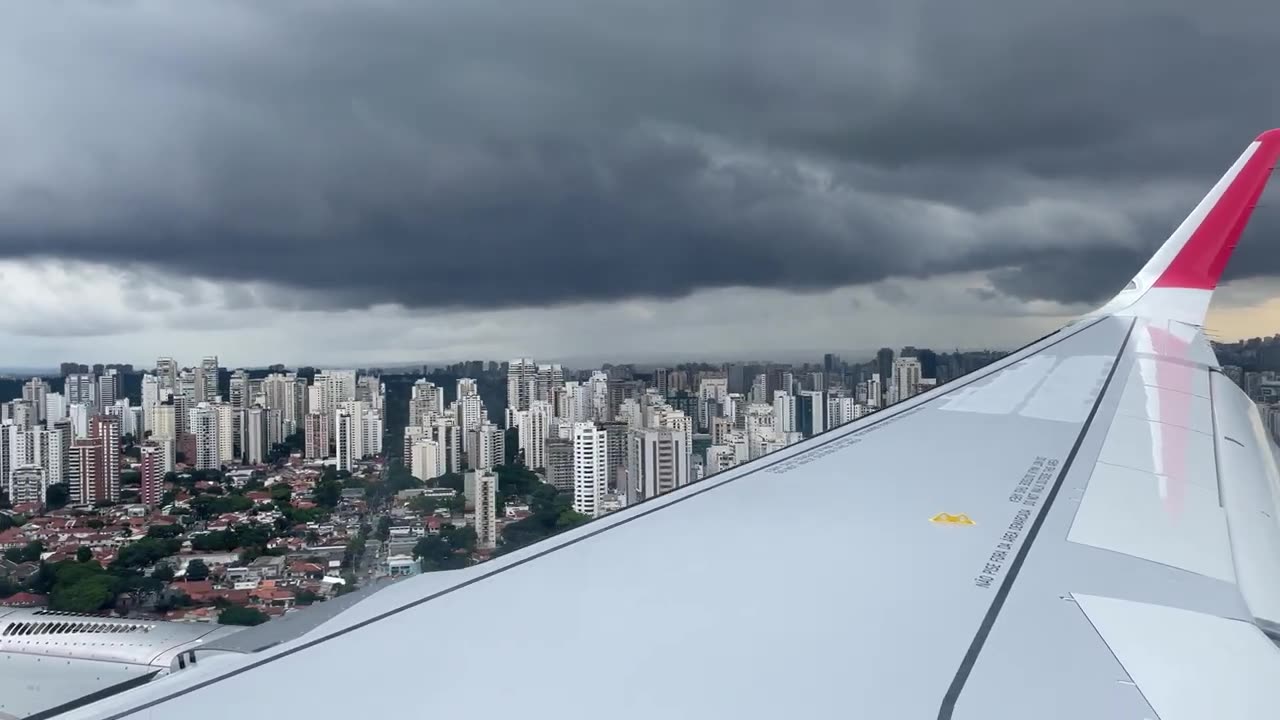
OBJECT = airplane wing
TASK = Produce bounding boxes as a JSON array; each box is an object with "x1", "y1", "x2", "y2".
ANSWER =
[{"x1": 28, "y1": 128, "x2": 1280, "y2": 720}]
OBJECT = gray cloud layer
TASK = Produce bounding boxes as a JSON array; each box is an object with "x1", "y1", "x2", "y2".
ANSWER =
[{"x1": 1, "y1": 0, "x2": 1278, "y2": 311}]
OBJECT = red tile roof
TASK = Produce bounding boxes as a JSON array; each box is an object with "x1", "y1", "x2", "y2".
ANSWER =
[{"x1": 0, "y1": 592, "x2": 47, "y2": 607}]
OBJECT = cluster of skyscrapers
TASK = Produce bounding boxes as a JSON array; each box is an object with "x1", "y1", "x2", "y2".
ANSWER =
[
  {"x1": 488, "y1": 349, "x2": 946, "y2": 522},
  {"x1": 1, "y1": 357, "x2": 387, "y2": 510}
]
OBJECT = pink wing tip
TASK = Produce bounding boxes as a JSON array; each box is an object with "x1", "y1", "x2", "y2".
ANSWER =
[
  {"x1": 1257, "y1": 128, "x2": 1280, "y2": 143},
  {"x1": 1151, "y1": 130, "x2": 1280, "y2": 291}
]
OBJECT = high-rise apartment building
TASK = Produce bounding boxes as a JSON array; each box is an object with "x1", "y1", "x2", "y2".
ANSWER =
[
  {"x1": 475, "y1": 469, "x2": 498, "y2": 550},
  {"x1": 409, "y1": 380, "x2": 445, "y2": 428},
  {"x1": 517, "y1": 401, "x2": 551, "y2": 470},
  {"x1": 572, "y1": 422, "x2": 608, "y2": 518},
  {"x1": 44, "y1": 392, "x2": 68, "y2": 424},
  {"x1": 188, "y1": 403, "x2": 221, "y2": 471},
  {"x1": 507, "y1": 358, "x2": 537, "y2": 422},
  {"x1": 22, "y1": 378, "x2": 49, "y2": 423},
  {"x1": 467, "y1": 423, "x2": 504, "y2": 471},
  {"x1": 139, "y1": 442, "x2": 167, "y2": 507},
  {"x1": 335, "y1": 408, "x2": 359, "y2": 472},
  {"x1": 411, "y1": 438, "x2": 443, "y2": 481},
  {"x1": 628, "y1": 427, "x2": 689, "y2": 505},
  {"x1": 98, "y1": 369, "x2": 120, "y2": 410},
  {"x1": 545, "y1": 437, "x2": 574, "y2": 492},
  {"x1": 65, "y1": 373, "x2": 97, "y2": 411},
  {"x1": 893, "y1": 357, "x2": 922, "y2": 405},
  {"x1": 155, "y1": 357, "x2": 177, "y2": 390},
  {"x1": 6, "y1": 465, "x2": 46, "y2": 506},
  {"x1": 243, "y1": 406, "x2": 268, "y2": 465},
  {"x1": 88, "y1": 415, "x2": 120, "y2": 501},
  {"x1": 304, "y1": 411, "x2": 330, "y2": 460}
]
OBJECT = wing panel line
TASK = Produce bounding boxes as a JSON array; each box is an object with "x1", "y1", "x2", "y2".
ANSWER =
[{"x1": 937, "y1": 317, "x2": 1136, "y2": 720}]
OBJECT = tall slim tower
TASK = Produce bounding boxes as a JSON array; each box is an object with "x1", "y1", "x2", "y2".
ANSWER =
[
  {"x1": 188, "y1": 403, "x2": 221, "y2": 471},
  {"x1": 88, "y1": 415, "x2": 120, "y2": 502},
  {"x1": 475, "y1": 469, "x2": 498, "y2": 551},
  {"x1": 572, "y1": 422, "x2": 608, "y2": 518},
  {"x1": 199, "y1": 356, "x2": 220, "y2": 402},
  {"x1": 335, "y1": 408, "x2": 359, "y2": 472},
  {"x1": 507, "y1": 358, "x2": 537, "y2": 422}
]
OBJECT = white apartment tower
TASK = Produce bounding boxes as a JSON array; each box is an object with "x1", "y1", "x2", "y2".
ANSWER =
[
  {"x1": 507, "y1": 358, "x2": 537, "y2": 422},
  {"x1": 628, "y1": 427, "x2": 690, "y2": 505},
  {"x1": 893, "y1": 358, "x2": 922, "y2": 404},
  {"x1": 7, "y1": 465, "x2": 46, "y2": 506},
  {"x1": 244, "y1": 406, "x2": 269, "y2": 465},
  {"x1": 475, "y1": 469, "x2": 498, "y2": 550},
  {"x1": 65, "y1": 373, "x2": 97, "y2": 411},
  {"x1": 335, "y1": 408, "x2": 359, "y2": 472},
  {"x1": 517, "y1": 401, "x2": 552, "y2": 470},
  {"x1": 22, "y1": 378, "x2": 49, "y2": 423},
  {"x1": 199, "y1": 356, "x2": 220, "y2": 402},
  {"x1": 572, "y1": 422, "x2": 608, "y2": 518},
  {"x1": 189, "y1": 403, "x2": 221, "y2": 471},
  {"x1": 44, "y1": 392, "x2": 68, "y2": 424},
  {"x1": 411, "y1": 438, "x2": 444, "y2": 481},
  {"x1": 98, "y1": 369, "x2": 120, "y2": 409},
  {"x1": 409, "y1": 380, "x2": 445, "y2": 428}
]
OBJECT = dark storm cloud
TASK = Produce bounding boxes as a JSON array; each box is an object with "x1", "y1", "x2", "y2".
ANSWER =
[{"x1": 1, "y1": 0, "x2": 1278, "y2": 309}]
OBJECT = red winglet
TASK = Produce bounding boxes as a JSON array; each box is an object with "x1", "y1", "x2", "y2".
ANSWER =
[{"x1": 1153, "y1": 128, "x2": 1280, "y2": 290}]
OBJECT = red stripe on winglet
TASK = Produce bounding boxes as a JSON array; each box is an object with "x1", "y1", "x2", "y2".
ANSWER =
[{"x1": 1153, "y1": 128, "x2": 1280, "y2": 289}]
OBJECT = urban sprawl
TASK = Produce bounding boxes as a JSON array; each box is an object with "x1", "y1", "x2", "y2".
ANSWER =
[{"x1": 3, "y1": 339, "x2": 1274, "y2": 625}]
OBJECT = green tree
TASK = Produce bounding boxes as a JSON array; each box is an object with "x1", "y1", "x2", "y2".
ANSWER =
[
  {"x1": 76, "y1": 546, "x2": 93, "y2": 563},
  {"x1": 45, "y1": 560, "x2": 118, "y2": 613},
  {"x1": 147, "y1": 524, "x2": 184, "y2": 539},
  {"x1": 0, "y1": 490, "x2": 10, "y2": 510},
  {"x1": 375, "y1": 516, "x2": 391, "y2": 542},
  {"x1": 185, "y1": 559, "x2": 210, "y2": 581},
  {"x1": 152, "y1": 563, "x2": 176, "y2": 581},
  {"x1": 51, "y1": 574, "x2": 115, "y2": 612},
  {"x1": 434, "y1": 473, "x2": 465, "y2": 492},
  {"x1": 3, "y1": 541, "x2": 45, "y2": 564},
  {"x1": 412, "y1": 525, "x2": 476, "y2": 572},
  {"x1": 295, "y1": 589, "x2": 322, "y2": 606},
  {"x1": 312, "y1": 478, "x2": 342, "y2": 509},
  {"x1": 45, "y1": 483, "x2": 69, "y2": 510},
  {"x1": 270, "y1": 483, "x2": 293, "y2": 504},
  {"x1": 218, "y1": 605, "x2": 269, "y2": 626},
  {"x1": 113, "y1": 537, "x2": 180, "y2": 569},
  {"x1": 0, "y1": 513, "x2": 23, "y2": 532}
]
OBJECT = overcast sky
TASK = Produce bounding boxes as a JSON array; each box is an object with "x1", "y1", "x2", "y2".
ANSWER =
[{"x1": 1, "y1": 1, "x2": 1278, "y2": 369}]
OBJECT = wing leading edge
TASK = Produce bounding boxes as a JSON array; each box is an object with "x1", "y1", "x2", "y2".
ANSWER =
[{"x1": 50, "y1": 130, "x2": 1280, "y2": 720}]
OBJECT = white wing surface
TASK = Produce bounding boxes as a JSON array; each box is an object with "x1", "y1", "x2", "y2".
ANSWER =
[{"x1": 38, "y1": 129, "x2": 1280, "y2": 720}]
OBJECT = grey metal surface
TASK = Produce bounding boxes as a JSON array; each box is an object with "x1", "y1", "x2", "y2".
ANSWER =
[
  {"x1": 53, "y1": 313, "x2": 1256, "y2": 720},
  {"x1": 0, "y1": 609, "x2": 240, "y2": 668},
  {"x1": 0, "y1": 608, "x2": 241, "y2": 718},
  {"x1": 0, "y1": 652, "x2": 157, "y2": 720}
]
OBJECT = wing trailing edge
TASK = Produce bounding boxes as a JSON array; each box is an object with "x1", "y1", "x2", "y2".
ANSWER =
[{"x1": 1095, "y1": 128, "x2": 1280, "y2": 325}]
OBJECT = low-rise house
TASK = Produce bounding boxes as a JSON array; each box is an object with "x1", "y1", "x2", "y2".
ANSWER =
[{"x1": 247, "y1": 555, "x2": 286, "y2": 580}]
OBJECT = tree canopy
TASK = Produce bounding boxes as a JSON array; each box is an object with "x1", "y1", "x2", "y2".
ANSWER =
[
  {"x1": 413, "y1": 525, "x2": 477, "y2": 572},
  {"x1": 185, "y1": 559, "x2": 210, "y2": 582},
  {"x1": 3, "y1": 541, "x2": 44, "y2": 564},
  {"x1": 45, "y1": 483, "x2": 69, "y2": 510}
]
